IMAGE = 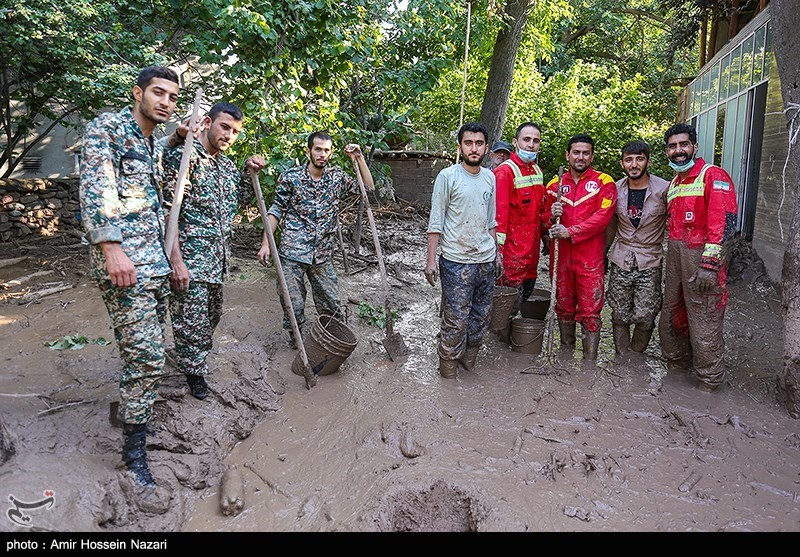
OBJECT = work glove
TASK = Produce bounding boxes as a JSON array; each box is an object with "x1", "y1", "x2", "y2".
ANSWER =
[
  {"x1": 424, "y1": 262, "x2": 439, "y2": 286},
  {"x1": 550, "y1": 202, "x2": 564, "y2": 222},
  {"x1": 549, "y1": 224, "x2": 570, "y2": 240},
  {"x1": 690, "y1": 267, "x2": 717, "y2": 293}
]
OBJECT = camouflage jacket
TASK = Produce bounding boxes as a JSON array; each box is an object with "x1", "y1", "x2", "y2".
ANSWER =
[
  {"x1": 79, "y1": 107, "x2": 171, "y2": 281},
  {"x1": 162, "y1": 139, "x2": 250, "y2": 284},
  {"x1": 267, "y1": 164, "x2": 356, "y2": 265}
]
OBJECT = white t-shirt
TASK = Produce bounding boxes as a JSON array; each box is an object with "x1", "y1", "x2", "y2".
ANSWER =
[{"x1": 427, "y1": 163, "x2": 497, "y2": 264}]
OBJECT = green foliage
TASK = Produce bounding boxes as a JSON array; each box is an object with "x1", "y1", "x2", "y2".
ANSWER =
[
  {"x1": 44, "y1": 335, "x2": 111, "y2": 351},
  {"x1": 358, "y1": 301, "x2": 400, "y2": 329}
]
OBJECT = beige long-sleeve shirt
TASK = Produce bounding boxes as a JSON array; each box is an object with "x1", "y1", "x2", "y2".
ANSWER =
[{"x1": 607, "y1": 174, "x2": 670, "y2": 271}]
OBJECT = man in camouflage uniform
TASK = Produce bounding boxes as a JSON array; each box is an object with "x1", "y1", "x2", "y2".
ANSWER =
[
  {"x1": 162, "y1": 102, "x2": 265, "y2": 399},
  {"x1": 604, "y1": 140, "x2": 669, "y2": 358},
  {"x1": 79, "y1": 66, "x2": 180, "y2": 487},
  {"x1": 258, "y1": 131, "x2": 373, "y2": 346}
]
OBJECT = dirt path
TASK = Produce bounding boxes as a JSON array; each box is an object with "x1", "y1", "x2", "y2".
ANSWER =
[{"x1": 1, "y1": 218, "x2": 798, "y2": 532}]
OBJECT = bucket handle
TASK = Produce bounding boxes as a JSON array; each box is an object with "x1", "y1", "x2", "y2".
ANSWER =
[{"x1": 510, "y1": 330, "x2": 544, "y2": 347}]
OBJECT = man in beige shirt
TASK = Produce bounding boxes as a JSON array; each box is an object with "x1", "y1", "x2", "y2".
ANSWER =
[{"x1": 605, "y1": 140, "x2": 669, "y2": 357}]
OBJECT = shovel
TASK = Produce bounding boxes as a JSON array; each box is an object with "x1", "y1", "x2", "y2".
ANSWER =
[
  {"x1": 545, "y1": 166, "x2": 565, "y2": 362},
  {"x1": 249, "y1": 168, "x2": 316, "y2": 389},
  {"x1": 351, "y1": 158, "x2": 409, "y2": 361}
]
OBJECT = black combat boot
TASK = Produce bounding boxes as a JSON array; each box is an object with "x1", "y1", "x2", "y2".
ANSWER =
[
  {"x1": 186, "y1": 374, "x2": 209, "y2": 400},
  {"x1": 558, "y1": 320, "x2": 576, "y2": 348},
  {"x1": 629, "y1": 325, "x2": 654, "y2": 353},
  {"x1": 122, "y1": 423, "x2": 155, "y2": 487}
]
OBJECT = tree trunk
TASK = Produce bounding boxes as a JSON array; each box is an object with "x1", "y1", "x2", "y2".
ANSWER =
[
  {"x1": 771, "y1": 0, "x2": 800, "y2": 419},
  {"x1": 478, "y1": 0, "x2": 533, "y2": 145}
]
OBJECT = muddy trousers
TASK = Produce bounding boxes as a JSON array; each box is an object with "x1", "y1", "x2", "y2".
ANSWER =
[
  {"x1": 606, "y1": 261, "x2": 662, "y2": 327},
  {"x1": 170, "y1": 281, "x2": 223, "y2": 377},
  {"x1": 553, "y1": 256, "x2": 604, "y2": 332},
  {"x1": 438, "y1": 258, "x2": 494, "y2": 361},
  {"x1": 98, "y1": 275, "x2": 170, "y2": 425},
  {"x1": 279, "y1": 257, "x2": 343, "y2": 333},
  {"x1": 658, "y1": 241, "x2": 728, "y2": 388}
]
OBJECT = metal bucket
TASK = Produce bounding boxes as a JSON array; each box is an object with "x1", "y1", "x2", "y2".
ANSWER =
[
  {"x1": 520, "y1": 288, "x2": 551, "y2": 321},
  {"x1": 292, "y1": 315, "x2": 358, "y2": 377},
  {"x1": 510, "y1": 317, "x2": 545, "y2": 355},
  {"x1": 490, "y1": 286, "x2": 519, "y2": 331}
]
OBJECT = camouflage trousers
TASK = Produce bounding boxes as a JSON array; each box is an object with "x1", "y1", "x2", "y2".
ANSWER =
[
  {"x1": 170, "y1": 281, "x2": 223, "y2": 377},
  {"x1": 606, "y1": 258, "x2": 663, "y2": 327},
  {"x1": 279, "y1": 257, "x2": 342, "y2": 333},
  {"x1": 438, "y1": 257, "x2": 495, "y2": 361},
  {"x1": 98, "y1": 274, "x2": 170, "y2": 425}
]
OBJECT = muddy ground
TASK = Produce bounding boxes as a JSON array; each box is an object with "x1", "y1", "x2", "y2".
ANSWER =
[{"x1": 0, "y1": 207, "x2": 798, "y2": 533}]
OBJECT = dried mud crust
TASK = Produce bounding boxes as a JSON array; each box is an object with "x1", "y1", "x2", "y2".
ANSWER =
[{"x1": 1, "y1": 214, "x2": 798, "y2": 532}]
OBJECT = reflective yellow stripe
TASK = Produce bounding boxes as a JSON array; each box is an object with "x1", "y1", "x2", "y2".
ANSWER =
[
  {"x1": 496, "y1": 232, "x2": 507, "y2": 245},
  {"x1": 500, "y1": 160, "x2": 543, "y2": 189},
  {"x1": 702, "y1": 243, "x2": 722, "y2": 259},
  {"x1": 667, "y1": 165, "x2": 709, "y2": 203},
  {"x1": 572, "y1": 188, "x2": 601, "y2": 206}
]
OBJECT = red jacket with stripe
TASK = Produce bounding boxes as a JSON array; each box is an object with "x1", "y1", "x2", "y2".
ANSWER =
[
  {"x1": 544, "y1": 167, "x2": 617, "y2": 268},
  {"x1": 666, "y1": 157, "x2": 738, "y2": 271},
  {"x1": 493, "y1": 153, "x2": 547, "y2": 283}
]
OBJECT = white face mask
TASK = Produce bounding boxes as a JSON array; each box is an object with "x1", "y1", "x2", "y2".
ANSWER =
[{"x1": 516, "y1": 147, "x2": 538, "y2": 164}]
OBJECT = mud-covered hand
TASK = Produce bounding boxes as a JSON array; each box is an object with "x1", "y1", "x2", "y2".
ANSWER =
[
  {"x1": 424, "y1": 262, "x2": 438, "y2": 286},
  {"x1": 550, "y1": 202, "x2": 564, "y2": 223},
  {"x1": 257, "y1": 242, "x2": 271, "y2": 267},
  {"x1": 343, "y1": 144, "x2": 363, "y2": 160},
  {"x1": 495, "y1": 249, "x2": 504, "y2": 279},
  {"x1": 549, "y1": 224, "x2": 570, "y2": 240},
  {"x1": 690, "y1": 267, "x2": 717, "y2": 293}
]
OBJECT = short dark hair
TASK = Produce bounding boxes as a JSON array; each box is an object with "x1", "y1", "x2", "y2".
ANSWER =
[
  {"x1": 208, "y1": 102, "x2": 243, "y2": 122},
  {"x1": 621, "y1": 140, "x2": 650, "y2": 158},
  {"x1": 308, "y1": 131, "x2": 334, "y2": 149},
  {"x1": 567, "y1": 134, "x2": 594, "y2": 152},
  {"x1": 457, "y1": 122, "x2": 488, "y2": 143},
  {"x1": 664, "y1": 122, "x2": 697, "y2": 146},
  {"x1": 136, "y1": 66, "x2": 179, "y2": 90},
  {"x1": 515, "y1": 121, "x2": 541, "y2": 139}
]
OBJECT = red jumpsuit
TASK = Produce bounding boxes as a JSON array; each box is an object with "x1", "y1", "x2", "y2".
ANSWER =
[
  {"x1": 493, "y1": 153, "x2": 547, "y2": 286},
  {"x1": 657, "y1": 158, "x2": 738, "y2": 388},
  {"x1": 544, "y1": 168, "x2": 616, "y2": 332}
]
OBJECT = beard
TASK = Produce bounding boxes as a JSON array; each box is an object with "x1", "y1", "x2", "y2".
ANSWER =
[
  {"x1": 310, "y1": 158, "x2": 329, "y2": 169},
  {"x1": 625, "y1": 166, "x2": 647, "y2": 180}
]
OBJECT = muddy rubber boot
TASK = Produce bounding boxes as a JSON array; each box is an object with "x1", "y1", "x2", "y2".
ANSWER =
[
  {"x1": 558, "y1": 320, "x2": 576, "y2": 348},
  {"x1": 458, "y1": 345, "x2": 480, "y2": 372},
  {"x1": 629, "y1": 325, "x2": 654, "y2": 353},
  {"x1": 581, "y1": 326, "x2": 601, "y2": 361},
  {"x1": 612, "y1": 324, "x2": 631, "y2": 355},
  {"x1": 186, "y1": 374, "x2": 209, "y2": 400},
  {"x1": 439, "y1": 357, "x2": 458, "y2": 379},
  {"x1": 122, "y1": 423, "x2": 155, "y2": 487}
]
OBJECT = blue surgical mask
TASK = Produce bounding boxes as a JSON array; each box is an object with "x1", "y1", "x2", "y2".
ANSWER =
[
  {"x1": 668, "y1": 158, "x2": 696, "y2": 173},
  {"x1": 517, "y1": 148, "x2": 538, "y2": 164}
]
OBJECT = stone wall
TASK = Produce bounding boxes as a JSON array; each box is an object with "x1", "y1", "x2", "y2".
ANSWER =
[{"x1": 0, "y1": 178, "x2": 81, "y2": 242}]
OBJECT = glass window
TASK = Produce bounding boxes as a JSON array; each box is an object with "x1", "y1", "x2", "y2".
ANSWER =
[
  {"x1": 764, "y1": 21, "x2": 777, "y2": 82},
  {"x1": 714, "y1": 105, "x2": 726, "y2": 166},
  {"x1": 720, "y1": 53, "x2": 731, "y2": 100},
  {"x1": 753, "y1": 24, "x2": 766, "y2": 84},
  {"x1": 703, "y1": 107, "x2": 717, "y2": 161},
  {"x1": 730, "y1": 93, "x2": 749, "y2": 187},
  {"x1": 701, "y1": 71, "x2": 711, "y2": 111},
  {"x1": 741, "y1": 34, "x2": 754, "y2": 90},
  {"x1": 710, "y1": 61, "x2": 720, "y2": 106},
  {"x1": 730, "y1": 44, "x2": 742, "y2": 95},
  {"x1": 722, "y1": 98, "x2": 738, "y2": 172},
  {"x1": 689, "y1": 81, "x2": 698, "y2": 116}
]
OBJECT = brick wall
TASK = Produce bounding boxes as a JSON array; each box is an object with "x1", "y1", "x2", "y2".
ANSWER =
[{"x1": 375, "y1": 153, "x2": 453, "y2": 205}]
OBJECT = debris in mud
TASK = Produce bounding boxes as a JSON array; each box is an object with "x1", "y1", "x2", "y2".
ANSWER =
[
  {"x1": 678, "y1": 471, "x2": 703, "y2": 493},
  {"x1": 0, "y1": 417, "x2": 15, "y2": 465},
  {"x1": 563, "y1": 505, "x2": 591, "y2": 521},
  {"x1": 219, "y1": 464, "x2": 245, "y2": 517}
]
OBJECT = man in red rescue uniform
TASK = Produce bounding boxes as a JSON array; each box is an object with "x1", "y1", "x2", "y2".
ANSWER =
[
  {"x1": 493, "y1": 122, "x2": 547, "y2": 308},
  {"x1": 658, "y1": 123, "x2": 738, "y2": 392},
  {"x1": 544, "y1": 134, "x2": 616, "y2": 360}
]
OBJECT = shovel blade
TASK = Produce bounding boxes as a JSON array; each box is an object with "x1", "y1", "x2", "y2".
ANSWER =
[{"x1": 383, "y1": 333, "x2": 409, "y2": 361}]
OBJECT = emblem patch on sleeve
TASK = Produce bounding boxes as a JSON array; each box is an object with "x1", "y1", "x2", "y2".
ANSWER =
[
  {"x1": 713, "y1": 180, "x2": 730, "y2": 191},
  {"x1": 600, "y1": 197, "x2": 612, "y2": 209}
]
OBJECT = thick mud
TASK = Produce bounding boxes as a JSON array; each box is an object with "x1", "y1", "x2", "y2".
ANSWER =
[{"x1": 1, "y1": 217, "x2": 798, "y2": 532}]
